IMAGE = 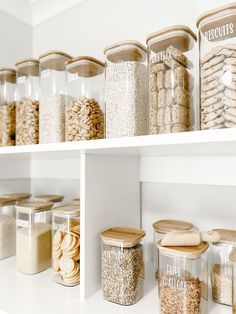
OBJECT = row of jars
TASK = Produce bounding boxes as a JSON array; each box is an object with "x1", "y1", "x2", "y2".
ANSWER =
[
  {"x1": 0, "y1": 193, "x2": 80, "y2": 286},
  {"x1": 101, "y1": 222, "x2": 236, "y2": 313},
  {"x1": 0, "y1": 2, "x2": 235, "y2": 146}
]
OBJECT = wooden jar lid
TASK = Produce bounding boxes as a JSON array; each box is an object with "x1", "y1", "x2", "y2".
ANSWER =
[
  {"x1": 16, "y1": 201, "x2": 54, "y2": 213},
  {"x1": 15, "y1": 58, "x2": 39, "y2": 77},
  {"x1": 153, "y1": 219, "x2": 193, "y2": 234},
  {"x1": 39, "y1": 50, "x2": 72, "y2": 71},
  {"x1": 0, "y1": 197, "x2": 16, "y2": 206},
  {"x1": 66, "y1": 56, "x2": 104, "y2": 78},
  {"x1": 212, "y1": 229, "x2": 236, "y2": 244},
  {"x1": 101, "y1": 227, "x2": 146, "y2": 247},
  {"x1": 32, "y1": 195, "x2": 64, "y2": 203},
  {"x1": 3, "y1": 193, "x2": 31, "y2": 201},
  {"x1": 53, "y1": 204, "x2": 80, "y2": 217},
  {"x1": 0, "y1": 68, "x2": 16, "y2": 84}
]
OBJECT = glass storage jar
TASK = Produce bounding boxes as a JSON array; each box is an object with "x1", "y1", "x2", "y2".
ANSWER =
[
  {"x1": 15, "y1": 58, "x2": 39, "y2": 145},
  {"x1": 0, "y1": 68, "x2": 16, "y2": 146},
  {"x1": 146, "y1": 26, "x2": 197, "y2": 134},
  {"x1": 100, "y1": 227, "x2": 146, "y2": 305},
  {"x1": 104, "y1": 41, "x2": 148, "y2": 138},
  {"x1": 16, "y1": 201, "x2": 53, "y2": 274},
  {"x1": 210, "y1": 229, "x2": 236, "y2": 305},
  {"x1": 157, "y1": 241, "x2": 209, "y2": 314},
  {"x1": 66, "y1": 56, "x2": 105, "y2": 141},
  {"x1": 230, "y1": 248, "x2": 236, "y2": 314},
  {"x1": 197, "y1": 3, "x2": 236, "y2": 130},
  {"x1": 52, "y1": 205, "x2": 80, "y2": 286},
  {"x1": 32, "y1": 194, "x2": 64, "y2": 207},
  {"x1": 0, "y1": 197, "x2": 17, "y2": 260},
  {"x1": 39, "y1": 51, "x2": 72, "y2": 143}
]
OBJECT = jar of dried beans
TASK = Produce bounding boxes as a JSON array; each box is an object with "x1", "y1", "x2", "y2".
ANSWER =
[
  {"x1": 39, "y1": 51, "x2": 72, "y2": 143},
  {"x1": 65, "y1": 56, "x2": 105, "y2": 141},
  {"x1": 104, "y1": 41, "x2": 148, "y2": 138},
  {"x1": 0, "y1": 68, "x2": 16, "y2": 146},
  {"x1": 146, "y1": 26, "x2": 198, "y2": 134},
  {"x1": 101, "y1": 227, "x2": 146, "y2": 305},
  {"x1": 157, "y1": 241, "x2": 208, "y2": 314},
  {"x1": 15, "y1": 58, "x2": 39, "y2": 145}
]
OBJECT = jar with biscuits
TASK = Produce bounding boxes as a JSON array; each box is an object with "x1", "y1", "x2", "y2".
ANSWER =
[
  {"x1": 15, "y1": 58, "x2": 39, "y2": 145},
  {"x1": 65, "y1": 57, "x2": 105, "y2": 141},
  {"x1": 52, "y1": 205, "x2": 80, "y2": 286},
  {"x1": 146, "y1": 26, "x2": 198, "y2": 134},
  {"x1": 16, "y1": 202, "x2": 53, "y2": 274},
  {"x1": 0, "y1": 68, "x2": 16, "y2": 146},
  {"x1": 197, "y1": 3, "x2": 236, "y2": 130}
]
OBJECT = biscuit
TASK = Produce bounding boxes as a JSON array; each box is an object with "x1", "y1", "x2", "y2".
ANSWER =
[
  {"x1": 150, "y1": 62, "x2": 167, "y2": 74},
  {"x1": 223, "y1": 112, "x2": 236, "y2": 123},
  {"x1": 225, "y1": 88, "x2": 236, "y2": 100},
  {"x1": 202, "y1": 109, "x2": 224, "y2": 123},
  {"x1": 201, "y1": 70, "x2": 224, "y2": 84},
  {"x1": 172, "y1": 124, "x2": 189, "y2": 132},
  {"x1": 157, "y1": 70, "x2": 165, "y2": 89},
  {"x1": 202, "y1": 85, "x2": 225, "y2": 101},
  {"x1": 202, "y1": 55, "x2": 225, "y2": 71},
  {"x1": 157, "y1": 108, "x2": 165, "y2": 125},
  {"x1": 150, "y1": 73, "x2": 157, "y2": 92},
  {"x1": 166, "y1": 45, "x2": 188, "y2": 68},
  {"x1": 203, "y1": 116, "x2": 225, "y2": 128},
  {"x1": 223, "y1": 64, "x2": 236, "y2": 74},
  {"x1": 158, "y1": 89, "x2": 166, "y2": 108},
  {"x1": 201, "y1": 62, "x2": 224, "y2": 79},
  {"x1": 150, "y1": 92, "x2": 158, "y2": 109},
  {"x1": 220, "y1": 49, "x2": 236, "y2": 58},
  {"x1": 201, "y1": 102, "x2": 224, "y2": 114},
  {"x1": 202, "y1": 92, "x2": 224, "y2": 107},
  {"x1": 225, "y1": 106, "x2": 236, "y2": 117},
  {"x1": 172, "y1": 105, "x2": 190, "y2": 125},
  {"x1": 225, "y1": 58, "x2": 236, "y2": 66},
  {"x1": 201, "y1": 46, "x2": 224, "y2": 65},
  {"x1": 53, "y1": 230, "x2": 62, "y2": 247},
  {"x1": 175, "y1": 86, "x2": 190, "y2": 107},
  {"x1": 202, "y1": 79, "x2": 220, "y2": 92},
  {"x1": 59, "y1": 257, "x2": 75, "y2": 273},
  {"x1": 164, "y1": 58, "x2": 183, "y2": 70},
  {"x1": 225, "y1": 121, "x2": 236, "y2": 128},
  {"x1": 223, "y1": 96, "x2": 236, "y2": 108}
]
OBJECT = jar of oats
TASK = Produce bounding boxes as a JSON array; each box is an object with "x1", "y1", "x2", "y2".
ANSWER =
[
  {"x1": 0, "y1": 68, "x2": 16, "y2": 146},
  {"x1": 157, "y1": 241, "x2": 208, "y2": 314},
  {"x1": 146, "y1": 26, "x2": 197, "y2": 134},
  {"x1": 15, "y1": 58, "x2": 39, "y2": 145},
  {"x1": 65, "y1": 56, "x2": 105, "y2": 141},
  {"x1": 210, "y1": 229, "x2": 236, "y2": 305},
  {"x1": 104, "y1": 41, "x2": 148, "y2": 138},
  {"x1": 197, "y1": 3, "x2": 236, "y2": 130},
  {"x1": 39, "y1": 51, "x2": 72, "y2": 143},
  {"x1": 101, "y1": 227, "x2": 146, "y2": 305}
]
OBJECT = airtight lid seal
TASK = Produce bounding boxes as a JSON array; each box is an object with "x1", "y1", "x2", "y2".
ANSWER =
[
  {"x1": 153, "y1": 219, "x2": 193, "y2": 234},
  {"x1": 66, "y1": 56, "x2": 104, "y2": 78}
]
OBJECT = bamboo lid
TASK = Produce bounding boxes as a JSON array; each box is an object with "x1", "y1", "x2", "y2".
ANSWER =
[
  {"x1": 101, "y1": 227, "x2": 146, "y2": 247},
  {"x1": 0, "y1": 197, "x2": 16, "y2": 206},
  {"x1": 3, "y1": 193, "x2": 31, "y2": 201},
  {"x1": 16, "y1": 201, "x2": 53, "y2": 213},
  {"x1": 0, "y1": 68, "x2": 16, "y2": 84},
  {"x1": 39, "y1": 50, "x2": 72, "y2": 71},
  {"x1": 32, "y1": 195, "x2": 64, "y2": 203},
  {"x1": 66, "y1": 56, "x2": 104, "y2": 78},
  {"x1": 157, "y1": 240, "x2": 209, "y2": 259},
  {"x1": 153, "y1": 219, "x2": 193, "y2": 234},
  {"x1": 16, "y1": 58, "x2": 39, "y2": 77},
  {"x1": 53, "y1": 204, "x2": 80, "y2": 217},
  {"x1": 212, "y1": 229, "x2": 236, "y2": 244}
]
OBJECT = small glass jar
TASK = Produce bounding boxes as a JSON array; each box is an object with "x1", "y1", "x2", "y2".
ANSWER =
[
  {"x1": 52, "y1": 205, "x2": 80, "y2": 286},
  {"x1": 0, "y1": 197, "x2": 17, "y2": 260},
  {"x1": 157, "y1": 241, "x2": 209, "y2": 313},
  {"x1": 66, "y1": 56, "x2": 105, "y2": 141},
  {"x1": 197, "y1": 3, "x2": 236, "y2": 130},
  {"x1": 39, "y1": 51, "x2": 72, "y2": 143},
  {"x1": 0, "y1": 68, "x2": 16, "y2": 146},
  {"x1": 101, "y1": 227, "x2": 146, "y2": 305},
  {"x1": 15, "y1": 58, "x2": 39, "y2": 145},
  {"x1": 146, "y1": 26, "x2": 198, "y2": 134},
  {"x1": 16, "y1": 201, "x2": 53, "y2": 274},
  {"x1": 104, "y1": 41, "x2": 148, "y2": 138},
  {"x1": 32, "y1": 194, "x2": 64, "y2": 207},
  {"x1": 210, "y1": 229, "x2": 236, "y2": 305}
]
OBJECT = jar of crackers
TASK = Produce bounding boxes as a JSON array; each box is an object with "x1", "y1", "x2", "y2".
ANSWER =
[
  {"x1": 52, "y1": 205, "x2": 80, "y2": 286},
  {"x1": 197, "y1": 3, "x2": 236, "y2": 130},
  {"x1": 146, "y1": 26, "x2": 198, "y2": 134}
]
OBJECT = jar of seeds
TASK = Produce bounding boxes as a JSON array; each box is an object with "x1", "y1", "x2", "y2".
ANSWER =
[
  {"x1": 65, "y1": 56, "x2": 105, "y2": 141},
  {"x1": 101, "y1": 227, "x2": 146, "y2": 305},
  {"x1": 157, "y1": 241, "x2": 209, "y2": 314},
  {"x1": 210, "y1": 229, "x2": 236, "y2": 305},
  {"x1": 15, "y1": 58, "x2": 39, "y2": 145},
  {"x1": 104, "y1": 41, "x2": 148, "y2": 138},
  {"x1": 0, "y1": 68, "x2": 16, "y2": 146},
  {"x1": 146, "y1": 26, "x2": 198, "y2": 134},
  {"x1": 39, "y1": 51, "x2": 72, "y2": 143}
]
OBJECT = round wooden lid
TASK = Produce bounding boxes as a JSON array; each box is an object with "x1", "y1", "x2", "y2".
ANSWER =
[
  {"x1": 101, "y1": 227, "x2": 146, "y2": 247},
  {"x1": 3, "y1": 193, "x2": 31, "y2": 201},
  {"x1": 66, "y1": 56, "x2": 104, "y2": 77},
  {"x1": 157, "y1": 240, "x2": 209, "y2": 259},
  {"x1": 16, "y1": 201, "x2": 53, "y2": 212},
  {"x1": 0, "y1": 68, "x2": 16, "y2": 84},
  {"x1": 32, "y1": 195, "x2": 64, "y2": 203},
  {"x1": 212, "y1": 229, "x2": 236, "y2": 244},
  {"x1": 0, "y1": 197, "x2": 16, "y2": 206},
  {"x1": 153, "y1": 219, "x2": 193, "y2": 234},
  {"x1": 53, "y1": 204, "x2": 80, "y2": 217}
]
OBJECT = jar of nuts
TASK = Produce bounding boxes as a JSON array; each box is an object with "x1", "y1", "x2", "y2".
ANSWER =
[
  {"x1": 52, "y1": 204, "x2": 80, "y2": 286},
  {"x1": 15, "y1": 58, "x2": 39, "y2": 145},
  {"x1": 65, "y1": 56, "x2": 105, "y2": 141},
  {"x1": 101, "y1": 227, "x2": 146, "y2": 305},
  {"x1": 0, "y1": 68, "x2": 16, "y2": 146},
  {"x1": 146, "y1": 26, "x2": 198, "y2": 134},
  {"x1": 39, "y1": 51, "x2": 72, "y2": 144}
]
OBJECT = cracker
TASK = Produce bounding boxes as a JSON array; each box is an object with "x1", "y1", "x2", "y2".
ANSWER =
[
  {"x1": 225, "y1": 121, "x2": 236, "y2": 128},
  {"x1": 174, "y1": 86, "x2": 190, "y2": 107},
  {"x1": 59, "y1": 257, "x2": 75, "y2": 273},
  {"x1": 201, "y1": 102, "x2": 224, "y2": 114},
  {"x1": 150, "y1": 62, "x2": 166, "y2": 74},
  {"x1": 202, "y1": 79, "x2": 220, "y2": 92},
  {"x1": 203, "y1": 116, "x2": 225, "y2": 128},
  {"x1": 201, "y1": 46, "x2": 224, "y2": 65},
  {"x1": 202, "y1": 85, "x2": 225, "y2": 101},
  {"x1": 202, "y1": 109, "x2": 224, "y2": 123},
  {"x1": 225, "y1": 106, "x2": 236, "y2": 117},
  {"x1": 223, "y1": 96, "x2": 236, "y2": 108},
  {"x1": 223, "y1": 112, "x2": 236, "y2": 123},
  {"x1": 157, "y1": 70, "x2": 165, "y2": 89},
  {"x1": 172, "y1": 124, "x2": 189, "y2": 132},
  {"x1": 201, "y1": 62, "x2": 224, "y2": 79},
  {"x1": 53, "y1": 230, "x2": 62, "y2": 247},
  {"x1": 166, "y1": 45, "x2": 188, "y2": 68},
  {"x1": 202, "y1": 55, "x2": 225, "y2": 71},
  {"x1": 172, "y1": 105, "x2": 190, "y2": 125},
  {"x1": 202, "y1": 92, "x2": 224, "y2": 107},
  {"x1": 164, "y1": 58, "x2": 183, "y2": 70},
  {"x1": 158, "y1": 89, "x2": 166, "y2": 108},
  {"x1": 201, "y1": 70, "x2": 224, "y2": 84},
  {"x1": 150, "y1": 73, "x2": 157, "y2": 92},
  {"x1": 225, "y1": 58, "x2": 236, "y2": 66},
  {"x1": 225, "y1": 88, "x2": 236, "y2": 100}
]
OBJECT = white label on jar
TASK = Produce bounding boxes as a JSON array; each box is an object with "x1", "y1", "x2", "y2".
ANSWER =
[
  {"x1": 166, "y1": 264, "x2": 181, "y2": 277},
  {"x1": 204, "y1": 23, "x2": 234, "y2": 41},
  {"x1": 154, "y1": 49, "x2": 171, "y2": 62},
  {"x1": 103, "y1": 250, "x2": 122, "y2": 263},
  {"x1": 17, "y1": 219, "x2": 29, "y2": 228},
  {"x1": 34, "y1": 212, "x2": 46, "y2": 224},
  {"x1": 17, "y1": 76, "x2": 26, "y2": 84},
  {"x1": 162, "y1": 275, "x2": 188, "y2": 290},
  {"x1": 41, "y1": 69, "x2": 50, "y2": 78},
  {"x1": 68, "y1": 73, "x2": 79, "y2": 82}
]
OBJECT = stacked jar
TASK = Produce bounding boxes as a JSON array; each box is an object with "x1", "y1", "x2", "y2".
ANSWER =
[
  {"x1": 39, "y1": 51, "x2": 72, "y2": 143},
  {"x1": 146, "y1": 26, "x2": 198, "y2": 134},
  {"x1": 0, "y1": 68, "x2": 16, "y2": 146},
  {"x1": 104, "y1": 41, "x2": 148, "y2": 138},
  {"x1": 197, "y1": 3, "x2": 236, "y2": 130},
  {"x1": 15, "y1": 58, "x2": 39, "y2": 145},
  {"x1": 65, "y1": 56, "x2": 105, "y2": 141},
  {"x1": 32, "y1": 194, "x2": 64, "y2": 207}
]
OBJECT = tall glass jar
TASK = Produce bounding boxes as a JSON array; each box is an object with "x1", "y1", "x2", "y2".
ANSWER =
[
  {"x1": 52, "y1": 205, "x2": 80, "y2": 286},
  {"x1": 39, "y1": 51, "x2": 72, "y2": 143},
  {"x1": 16, "y1": 201, "x2": 53, "y2": 274},
  {"x1": 15, "y1": 58, "x2": 39, "y2": 145},
  {"x1": 0, "y1": 68, "x2": 16, "y2": 146},
  {"x1": 157, "y1": 241, "x2": 209, "y2": 313},
  {"x1": 66, "y1": 56, "x2": 105, "y2": 141},
  {"x1": 32, "y1": 194, "x2": 64, "y2": 207},
  {"x1": 146, "y1": 26, "x2": 197, "y2": 134},
  {"x1": 101, "y1": 227, "x2": 146, "y2": 305},
  {"x1": 104, "y1": 41, "x2": 148, "y2": 138},
  {"x1": 230, "y1": 248, "x2": 236, "y2": 314},
  {"x1": 197, "y1": 3, "x2": 236, "y2": 130},
  {"x1": 210, "y1": 229, "x2": 236, "y2": 305}
]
